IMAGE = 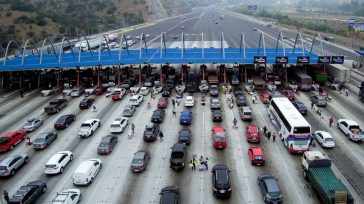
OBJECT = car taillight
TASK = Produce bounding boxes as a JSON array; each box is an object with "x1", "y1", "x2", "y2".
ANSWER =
[
  {"x1": 213, "y1": 188, "x2": 217, "y2": 192},
  {"x1": 228, "y1": 188, "x2": 232, "y2": 191}
]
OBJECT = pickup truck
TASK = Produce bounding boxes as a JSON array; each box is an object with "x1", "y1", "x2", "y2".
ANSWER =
[
  {"x1": 170, "y1": 143, "x2": 187, "y2": 170},
  {"x1": 337, "y1": 119, "x2": 364, "y2": 142},
  {"x1": 77, "y1": 119, "x2": 101, "y2": 138},
  {"x1": 49, "y1": 189, "x2": 81, "y2": 204},
  {"x1": 301, "y1": 151, "x2": 354, "y2": 204},
  {"x1": 44, "y1": 99, "x2": 68, "y2": 114},
  {"x1": 252, "y1": 75, "x2": 266, "y2": 90}
]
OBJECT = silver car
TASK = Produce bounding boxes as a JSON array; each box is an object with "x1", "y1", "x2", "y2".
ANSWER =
[
  {"x1": 32, "y1": 132, "x2": 57, "y2": 150},
  {"x1": 0, "y1": 153, "x2": 28, "y2": 177},
  {"x1": 23, "y1": 118, "x2": 43, "y2": 132},
  {"x1": 123, "y1": 105, "x2": 136, "y2": 117},
  {"x1": 70, "y1": 87, "x2": 86, "y2": 97}
]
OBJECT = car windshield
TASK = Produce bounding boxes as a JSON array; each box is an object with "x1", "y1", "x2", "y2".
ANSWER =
[
  {"x1": 244, "y1": 111, "x2": 252, "y2": 115},
  {"x1": 132, "y1": 158, "x2": 143, "y2": 165},
  {"x1": 171, "y1": 152, "x2": 184, "y2": 158},
  {"x1": 24, "y1": 122, "x2": 33, "y2": 126},
  {"x1": 34, "y1": 138, "x2": 45, "y2": 143},
  {"x1": 56, "y1": 117, "x2": 66, "y2": 123},
  {"x1": 254, "y1": 156, "x2": 263, "y2": 160},
  {"x1": 0, "y1": 138, "x2": 10, "y2": 144},
  {"x1": 111, "y1": 124, "x2": 120, "y2": 128},
  {"x1": 216, "y1": 170, "x2": 228, "y2": 185},
  {"x1": 99, "y1": 143, "x2": 109, "y2": 148},
  {"x1": 214, "y1": 133, "x2": 225, "y2": 141},
  {"x1": 130, "y1": 99, "x2": 137, "y2": 102},
  {"x1": 325, "y1": 138, "x2": 334, "y2": 142}
]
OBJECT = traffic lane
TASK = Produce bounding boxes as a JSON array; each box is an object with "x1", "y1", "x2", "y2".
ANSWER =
[
  {"x1": 37, "y1": 93, "x2": 128, "y2": 203},
  {"x1": 0, "y1": 89, "x2": 40, "y2": 115}
]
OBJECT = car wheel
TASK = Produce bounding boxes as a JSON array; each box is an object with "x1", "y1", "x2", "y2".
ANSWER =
[
  {"x1": 91, "y1": 130, "x2": 94, "y2": 135},
  {"x1": 60, "y1": 167, "x2": 64, "y2": 174},
  {"x1": 263, "y1": 195, "x2": 267, "y2": 202},
  {"x1": 98, "y1": 122, "x2": 101, "y2": 127},
  {"x1": 66, "y1": 123, "x2": 69, "y2": 128},
  {"x1": 100, "y1": 164, "x2": 103, "y2": 169},
  {"x1": 347, "y1": 133, "x2": 350, "y2": 140},
  {"x1": 73, "y1": 116, "x2": 76, "y2": 121},
  {"x1": 70, "y1": 155, "x2": 73, "y2": 161},
  {"x1": 42, "y1": 186, "x2": 47, "y2": 193},
  {"x1": 10, "y1": 145, "x2": 14, "y2": 150},
  {"x1": 24, "y1": 157, "x2": 29, "y2": 163},
  {"x1": 11, "y1": 170, "x2": 15, "y2": 176},
  {"x1": 90, "y1": 177, "x2": 94, "y2": 184}
]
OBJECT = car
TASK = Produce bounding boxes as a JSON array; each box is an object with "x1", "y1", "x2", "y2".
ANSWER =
[
  {"x1": 32, "y1": 132, "x2": 57, "y2": 150},
  {"x1": 239, "y1": 106, "x2": 253, "y2": 121},
  {"x1": 97, "y1": 135, "x2": 118, "y2": 155},
  {"x1": 248, "y1": 146, "x2": 265, "y2": 165},
  {"x1": 282, "y1": 90, "x2": 295, "y2": 101},
  {"x1": 210, "y1": 98, "x2": 221, "y2": 110},
  {"x1": 210, "y1": 85, "x2": 219, "y2": 96},
  {"x1": 314, "y1": 131, "x2": 336, "y2": 148},
  {"x1": 54, "y1": 114, "x2": 76, "y2": 130},
  {"x1": 246, "y1": 124, "x2": 261, "y2": 143},
  {"x1": 178, "y1": 128, "x2": 192, "y2": 145},
  {"x1": 258, "y1": 173, "x2": 284, "y2": 203},
  {"x1": 170, "y1": 143, "x2": 187, "y2": 170},
  {"x1": 143, "y1": 123, "x2": 160, "y2": 142},
  {"x1": 123, "y1": 105, "x2": 136, "y2": 117},
  {"x1": 180, "y1": 110, "x2": 192, "y2": 125},
  {"x1": 9, "y1": 181, "x2": 47, "y2": 204},
  {"x1": 233, "y1": 87, "x2": 244, "y2": 97},
  {"x1": 260, "y1": 91, "x2": 270, "y2": 104},
  {"x1": 236, "y1": 95, "x2": 247, "y2": 107},
  {"x1": 70, "y1": 87, "x2": 86, "y2": 97},
  {"x1": 212, "y1": 110, "x2": 223, "y2": 122},
  {"x1": 212, "y1": 127, "x2": 227, "y2": 149},
  {"x1": 73, "y1": 159, "x2": 102, "y2": 185},
  {"x1": 110, "y1": 117, "x2": 128, "y2": 133},
  {"x1": 184, "y1": 96, "x2": 194, "y2": 107},
  {"x1": 310, "y1": 95, "x2": 327, "y2": 107},
  {"x1": 49, "y1": 189, "x2": 81, "y2": 204},
  {"x1": 129, "y1": 95, "x2": 144, "y2": 106},
  {"x1": 160, "y1": 186, "x2": 180, "y2": 203},
  {"x1": 121, "y1": 80, "x2": 132, "y2": 89},
  {"x1": 253, "y1": 28, "x2": 258, "y2": 31},
  {"x1": 77, "y1": 119, "x2": 101, "y2": 138},
  {"x1": 215, "y1": 21, "x2": 218, "y2": 24},
  {"x1": 0, "y1": 130, "x2": 26, "y2": 152},
  {"x1": 143, "y1": 78, "x2": 154, "y2": 87},
  {"x1": 139, "y1": 87, "x2": 150, "y2": 96},
  {"x1": 230, "y1": 75, "x2": 240, "y2": 85},
  {"x1": 151, "y1": 109, "x2": 166, "y2": 123},
  {"x1": 211, "y1": 164, "x2": 232, "y2": 197},
  {"x1": 158, "y1": 97, "x2": 169, "y2": 109},
  {"x1": 111, "y1": 88, "x2": 126, "y2": 100},
  {"x1": 162, "y1": 85, "x2": 173, "y2": 97},
  {"x1": 130, "y1": 150, "x2": 151, "y2": 172},
  {"x1": 23, "y1": 117, "x2": 43, "y2": 132},
  {"x1": 0, "y1": 153, "x2": 28, "y2": 177},
  {"x1": 269, "y1": 91, "x2": 284, "y2": 101},
  {"x1": 337, "y1": 119, "x2": 364, "y2": 142},
  {"x1": 44, "y1": 151, "x2": 73, "y2": 175},
  {"x1": 79, "y1": 98, "x2": 94, "y2": 109},
  {"x1": 44, "y1": 99, "x2": 68, "y2": 114},
  {"x1": 292, "y1": 101, "x2": 307, "y2": 115},
  {"x1": 84, "y1": 88, "x2": 94, "y2": 97},
  {"x1": 94, "y1": 86, "x2": 107, "y2": 95}
]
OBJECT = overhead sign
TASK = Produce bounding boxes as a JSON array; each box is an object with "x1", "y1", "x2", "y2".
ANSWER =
[
  {"x1": 254, "y1": 56, "x2": 266, "y2": 64},
  {"x1": 318, "y1": 56, "x2": 331, "y2": 64},
  {"x1": 276, "y1": 56, "x2": 288, "y2": 64},
  {"x1": 297, "y1": 56, "x2": 310, "y2": 64},
  {"x1": 331, "y1": 56, "x2": 344, "y2": 64},
  {"x1": 248, "y1": 5, "x2": 258, "y2": 10}
]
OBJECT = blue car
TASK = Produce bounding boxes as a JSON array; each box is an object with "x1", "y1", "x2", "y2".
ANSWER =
[{"x1": 180, "y1": 110, "x2": 192, "y2": 125}]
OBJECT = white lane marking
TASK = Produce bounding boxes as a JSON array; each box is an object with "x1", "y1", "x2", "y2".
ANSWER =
[{"x1": 200, "y1": 104, "x2": 206, "y2": 203}]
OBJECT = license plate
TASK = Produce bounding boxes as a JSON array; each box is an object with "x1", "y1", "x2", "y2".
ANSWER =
[
  {"x1": 220, "y1": 190, "x2": 225, "y2": 193},
  {"x1": 219, "y1": 146, "x2": 222, "y2": 148}
]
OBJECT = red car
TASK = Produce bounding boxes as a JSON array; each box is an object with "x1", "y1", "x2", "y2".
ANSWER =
[
  {"x1": 0, "y1": 130, "x2": 26, "y2": 152},
  {"x1": 282, "y1": 90, "x2": 295, "y2": 101},
  {"x1": 260, "y1": 92, "x2": 270, "y2": 104},
  {"x1": 94, "y1": 86, "x2": 107, "y2": 95},
  {"x1": 158, "y1": 97, "x2": 169, "y2": 109},
  {"x1": 246, "y1": 124, "x2": 261, "y2": 143},
  {"x1": 248, "y1": 145, "x2": 265, "y2": 166},
  {"x1": 212, "y1": 127, "x2": 227, "y2": 149}
]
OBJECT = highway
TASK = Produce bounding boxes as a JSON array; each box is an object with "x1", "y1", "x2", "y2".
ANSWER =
[{"x1": 1, "y1": 6, "x2": 364, "y2": 204}]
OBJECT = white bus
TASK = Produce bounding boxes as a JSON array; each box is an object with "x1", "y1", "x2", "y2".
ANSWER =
[{"x1": 269, "y1": 97, "x2": 312, "y2": 153}]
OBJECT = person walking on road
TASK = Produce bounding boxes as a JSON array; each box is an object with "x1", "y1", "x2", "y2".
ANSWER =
[
  {"x1": 131, "y1": 123, "x2": 135, "y2": 134},
  {"x1": 267, "y1": 131, "x2": 271, "y2": 140},
  {"x1": 272, "y1": 132, "x2": 277, "y2": 142},
  {"x1": 329, "y1": 116, "x2": 334, "y2": 127},
  {"x1": 233, "y1": 118, "x2": 237, "y2": 128},
  {"x1": 311, "y1": 101, "x2": 314, "y2": 109},
  {"x1": 345, "y1": 88, "x2": 349, "y2": 97},
  {"x1": 172, "y1": 99, "x2": 175, "y2": 107},
  {"x1": 92, "y1": 101, "x2": 97, "y2": 112},
  {"x1": 263, "y1": 125, "x2": 267, "y2": 136},
  {"x1": 172, "y1": 108, "x2": 176, "y2": 117},
  {"x1": 3, "y1": 190, "x2": 9, "y2": 204},
  {"x1": 159, "y1": 131, "x2": 164, "y2": 142}
]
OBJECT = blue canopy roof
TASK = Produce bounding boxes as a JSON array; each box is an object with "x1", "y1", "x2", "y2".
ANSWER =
[{"x1": 355, "y1": 50, "x2": 364, "y2": 56}]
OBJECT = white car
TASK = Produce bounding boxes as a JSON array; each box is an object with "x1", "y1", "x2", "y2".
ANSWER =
[
  {"x1": 139, "y1": 87, "x2": 150, "y2": 96},
  {"x1": 44, "y1": 151, "x2": 73, "y2": 175},
  {"x1": 77, "y1": 119, "x2": 101, "y2": 138},
  {"x1": 110, "y1": 117, "x2": 129, "y2": 133},
  {"x1": 184, "y1": 96, "x2": 194, "y2": 107},
  {"x1": 49, "y1": 189, "x2": 81, "y2": 204},
  {"x1": 73, "y1": 159, "x2": 102, "y2": 185},
  {"x1": 314, "y1": 131, "x2": 335, "y2": 148},
  {"x1": 129, "y1": 95, "x2": 144, "y2": 106}
]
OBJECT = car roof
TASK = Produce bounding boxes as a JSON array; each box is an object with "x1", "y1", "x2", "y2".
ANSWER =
[
  {"x1": 134, "y1": 151, "x2": 147, "y2": 159},
  {"x1": 101, "y1": 135, "x2": 115, "y2": 142},
  {"x1": 248, "y1": 124, "x2": 258, "y2": 131},
  {"x1": 47, "y1": 153, "x2": 66, "y2": 164},
  {"x1": 3, "y1": 132, "x2": 17, "y2": 138},
  {"x1": 172, "y1": 143, "x2": 186, "y2": 151},
  {"x1": 37, "y1": 132, "x2": 52, "y2": 138},
  {"x1": 83, "y1": 119, "x2": 98, "y2": 123},
  {"x1": 250, "y1": 146, "x2": 264, "y2": 155},
  {"x1": 264, "y1": 178, "x2": 280, "y2": 192},
  {"x1": 339, "y1": 119, "x2": 358, "y2": 126},
  {"x1": 213, "y1": 127, "x2": 224, "y2": 133},
  {"x1": 0, "y1": 154, "x2": 25, "y2": 165},
  {"x1": 212, "y1": 164, "x2": 228, "y2": 171},
  {"x1": 181, "y1": 110, "x2": 191, "y2": 115},
  {"x1": 315, "y1": 131, "x2": 332, "y2": 138}
]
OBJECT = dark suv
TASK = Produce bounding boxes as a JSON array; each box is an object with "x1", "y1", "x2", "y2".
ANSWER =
[
  {"x1": 211, "y1": 164, "x2": 232, "y2": 198},
  {"x1": 178, "y1": 128, "x2": 192, "y2": 146},
  {"x1": 169, "y1": 143, "x2": 187, "y2": 170},
  {"x1": 79, "y1": 98, "x2": 94, "y2": 109},
  {"x1": 9, "y1": 181, "x2": 47, "y2": 204},
  {"x1": 160, "y1": 186, "x2": 180, "y2": 204},
  {"x1": 151, "y1": 110, "x2": 165, "y2": 123},
  {"x1": 143, "y1": 123, "x2": 160, "y2": 142},
  {"x1": 257, "y1": 173, "x2": 283, "y2": 203}
]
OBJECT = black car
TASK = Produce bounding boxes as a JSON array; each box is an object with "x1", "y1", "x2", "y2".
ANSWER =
[
  {"x1": 9, "y1": 181, "x2": 47, "y2": 204},
  {"x1": 211, "y1": 164, "x2": 231, "y2": 198},
  {"x1": 292, "y1": 101, "x2": 307, "y2": 116},
  {"x1": 212, "y1": 110, "x2": 223, "y2": 122},
  {"x1": 210, "y1": 85, "x2": 219, "y2": 97},
  {"x1": 54, "y1": 114, "x2": 76, "y2": 130},
  {"x1": 233, "y1": 87, "x2": 243, "y2": 97},
  {"x1": 160, "y1": 186, "x2": 180, "y2": 204},
  {"x1": 97, "y1": 135, "x2": 118, "y2": 155},
  {"x1": 143, "y1": 123, "x2": 160, "y2": 142},
  {"x1": 79, "y1": 98, "x2": 94, "y2": 109},
  {"x1": 165, "y1": 79, "x2": 175, "y2": 87},
  {"x1": 230, "y1": 75, "x2": 240, "y2": 85},
  {"x1": 236, "y1": 95, "x2": 247, "y2": 107},
  {"x1": 178, "y1": 128, "x2": 192, "y2": 145},
  {"x1": 162, "y1": 85, "x2": 173, "y2": 97},
  {"x1": 130, "y1": 150, "x2": 151, "y2": 172},
  {"x1": 151, "y1": 110, "x2": 166, "y2": 123},
  {"x1": 170, "y1": 143, "x2": 187, "y2": 170},
  {"x1": 258, "y1": 173, "x2": 283, "y2": 203}
]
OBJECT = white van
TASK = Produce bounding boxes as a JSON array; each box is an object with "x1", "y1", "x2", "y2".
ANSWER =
[
  {"x1": 184, "y1": 96, "x2": 194, "y2": 107},
  {"x1": 73, "y1": 159, "x2": 102, "y2": 185},
  {"x1": 128, "y1": 95, "x2": 143, "y2": 106}
]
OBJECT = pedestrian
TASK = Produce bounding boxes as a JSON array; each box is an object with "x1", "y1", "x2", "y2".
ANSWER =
[
  {"x1": 267, "y1": 131, "x2": 271, "y2": 140},
  {"x1": 177, "y1": 98, "x2": 180, "y2": 106},
  {"x1": 204, "y1": 157, "x2": 209, "y2": 170},
  {"x1": 20, "y1": 90, "x2": 23, "y2": 98},
  {"x1": 329, "y1": 116, "x2": 334, "y2": 127},
  {"x1": 3, "y1": 190, "x2": 9, "y2": 204},
  {"x1": 262, "y1": 125, "x2": 267, "y2": 136},
  {"x1": 151, "y1": 93, "x2": 153, "y2": 99},
  {"x1": 172, "y1": 108, "x2": 176, "y2": 117},
  {"x1": 172, "y1": 99, "x2": 175, "y2": 107},
  {"x1": 190, "y1": 159, "x2": 194, "y2": 170},
  {"x1": 233, "y1": 118, "x2": 237, "y2": 128},
  {"x1": 131, "y1": 123, "x2": 135, "y2": 133},
  {"x1": 272, "y1": 132, "x2": 277, "y2": 142},
  {"x1": 345, "y1": 88, "x2": 349, "y2": 97},
  {"x1": 192, "y1": 158, "x2": 197, "y2": 170},
  {"x1": 92, "y1": 102, "x2": 97, "y2": 112},
  {"x1": 311, "y1": 101, "x2": 314, "y2": 109},
  {"x1": 159, "y1": 131, "x2": 164, "y2": 142}
]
